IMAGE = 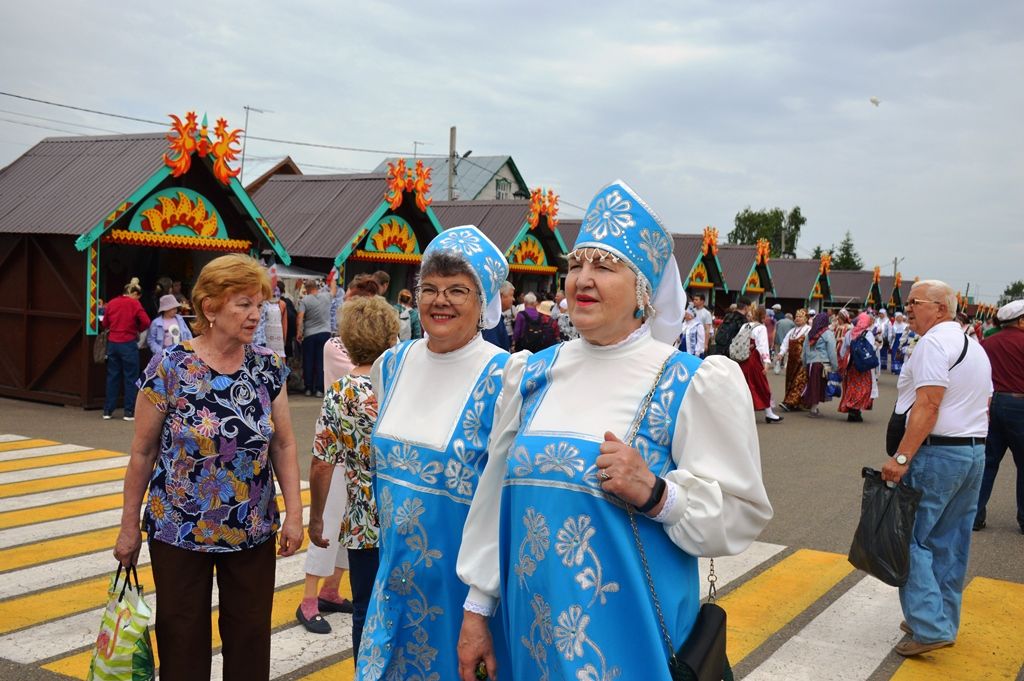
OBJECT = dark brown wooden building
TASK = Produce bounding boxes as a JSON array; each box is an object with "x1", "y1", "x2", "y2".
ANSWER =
[{"x1": 0, "y1": 123, "x2": 289, "y2": 408}]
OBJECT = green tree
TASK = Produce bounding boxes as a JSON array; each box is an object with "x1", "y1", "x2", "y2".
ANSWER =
[
  {"x1": 832, "y1": 230, "x2": 864, "y2": 270},
  {"x1": 728, "y1": 206, "x2": 804, "y2": 256},
  {"x1": 1000, "y1": 280, "x2": 1024, "y2": 305}
]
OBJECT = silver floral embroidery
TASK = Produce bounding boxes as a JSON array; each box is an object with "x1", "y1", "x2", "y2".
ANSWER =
[
  {"x1": 515, "y1": 507, "x2": 550, "y2": 586},
  {"x1": 521, "y1": 593, "x2": 553, "y2": 680},
  {"x1": 482, "y1": 256, "x2": 506, "y2": 300},
  {"x1": 512, "y1": 445, "x2": 535, "y2": 477},
  {"x1": 554, "y1": 605, "x2": 589, "y2": 660},
  {"x1": 535, "y1": 441, "x2": 585, "y2": 477},
  {"x1": 582, "y1": 190, "x2": 636, "y2": 240},
  {"x1": 555, "y1": 515, "x2": 619, "y2": 607},
  {"x1": 394, "y1": 497, "x2": 442, "y2": 567},
  {"x1": 472, "y1": 361, "x2": 503, "y2": 401},
  {"x1": 461, "y1": 402, "x2": 485, "y2": 448},
  {"x1": 646, "y1": 390, "x2": 675, "y2": 446},
  {"x1": 638, "y1": 227, "x2": 670, "y2": 274},
  {"x1": 437, "y1": 228, "x2": 483, "y2": 256},
  {"x1": 444, "y1": 439, "x2": 477, "y2": 497}
]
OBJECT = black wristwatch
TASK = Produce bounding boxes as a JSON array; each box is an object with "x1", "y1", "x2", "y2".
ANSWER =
[{"x1": 636, "y1": 476, "x2": 667, "y2": 514}]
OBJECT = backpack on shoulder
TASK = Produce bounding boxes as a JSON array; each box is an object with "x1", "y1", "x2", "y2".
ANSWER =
[
  {"x1": 728, "y1": 323, "x2": 754, "y2": 362},
  {"x1": 520, "y1": 313, "x2": 556, "y2": 352},
  {"x1": 850, "y1": 334, "x2": 880, "y2": 372},
  {"x1": 710, "y1": 314, "x2": 744, "y2": 356}
]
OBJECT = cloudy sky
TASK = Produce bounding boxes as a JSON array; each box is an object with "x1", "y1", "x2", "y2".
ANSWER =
[{"x1": 2, "y1": 1, "x2": 1021, "y2": 302}]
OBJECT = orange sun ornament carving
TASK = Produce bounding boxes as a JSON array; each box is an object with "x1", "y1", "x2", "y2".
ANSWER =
[
  {"x1": 384, "y1": 159, "x2": 433, "y2": 211},
  {"x1": 163, "y1": 112, "x2": 243, "y2": 185}
]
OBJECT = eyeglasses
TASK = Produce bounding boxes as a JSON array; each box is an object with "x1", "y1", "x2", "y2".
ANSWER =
[
  {"x1": 906, "y1": 298, "x2": 942, "y2": 307},
  {"x1": 415, "y1": 284, "x2": 476, "y2": 305}
]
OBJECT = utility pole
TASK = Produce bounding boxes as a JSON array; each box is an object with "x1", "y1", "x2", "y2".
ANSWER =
[
  {"x1": 448, "y1": 126, "x2": 456, "y2": 201},
  {"x1": 241, "y1": 105, "x2": 271, "y2": 184},
  {"x1": 892, "y1": 256, "x2": 904, "y2": 280}
]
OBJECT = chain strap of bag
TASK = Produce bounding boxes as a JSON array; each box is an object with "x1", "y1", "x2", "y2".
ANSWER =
[{"x1": 624, "y1": 353, "x2": 731, "y2": 681}]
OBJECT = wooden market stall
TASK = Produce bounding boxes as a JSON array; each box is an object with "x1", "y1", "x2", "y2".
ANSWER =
[
  {"x1": 715, "y1": 239, "x2": 775, "y2": 306},
  {"x1": 673, "y1": 228, "x2": 729, "y2": 311},
  {"x1": 765, "y1": 254, "x2": 833, "y2": 314},
  {"x1": 251, "y1": 159, "x2": 444, "y2": 299},
  {"x1": 0, "y1": 113, "x2": 290, "y2": 407}
]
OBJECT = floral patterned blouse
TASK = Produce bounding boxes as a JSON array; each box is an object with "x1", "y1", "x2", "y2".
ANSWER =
[
  {"x1": 137, "y1": 341, "x2": 289, "y2": 552},
  {"x1": 311, "y1": 374, "x2": 379, "y2": 549}
]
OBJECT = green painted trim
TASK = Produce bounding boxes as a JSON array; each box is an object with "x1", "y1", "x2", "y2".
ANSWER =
[
  {"x1": 740, "y1": 262, "x2": 759, "y2": 294},
  {"x1": 423, "y1": 205, "x2": 445, "y2": 237},
  {"x1": 553, "y1": 226, "x2": 568, "y2": 253},
  {"x1": 364, "y1": 214, "x2": 420, "y2": 254},
  {"x1": 503, "y1": 222, "x2": 531, "y2": 258},
  {"x1": 685, "y1": 252, "x2": 703, "y2": 283},
  {"x1": 74, "y1": 167, "x2": 172, "y2": 251},
  {"x1": 85, "y1": 242, "x2": 100, "y2": 336},
  {"x1": 710, "y1": 254, "x2": 729, "y2": 293},
  {"x1": 334, "y1": 201, "x2": 390, "y2": 269},
  {"x1": 226, "y1": 175, "x2": 291, "y2": 265},
  {"x1": 761, "y1": 263, "x2": 776, "y2": 295}
]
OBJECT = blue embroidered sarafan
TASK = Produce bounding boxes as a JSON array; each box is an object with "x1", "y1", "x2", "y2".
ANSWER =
[
  {"x1": 137, "y1": 342, "x2": 288, "y2": 552},
  {"x1": 357, "y1": 340, "x2": 512, "y2": 680},
  {"x1": 500, "y1": 344, "x2": 702, "y2": 680},
  {"x1": 575, "y1": 180, "x2": 674, "y2": 292}
]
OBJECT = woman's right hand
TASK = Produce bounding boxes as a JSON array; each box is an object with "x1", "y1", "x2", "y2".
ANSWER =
[
  {"x1": 113, "y1": 524, "x2": 142, "y2": 567},
  {"x1": 458, "y1": 611, "x2": 497, "y2": 680}
]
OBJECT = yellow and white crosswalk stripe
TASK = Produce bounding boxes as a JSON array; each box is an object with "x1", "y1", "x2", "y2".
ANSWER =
[{"x1": 0, "y1": 433, "x2": 1022, "y2": 681}]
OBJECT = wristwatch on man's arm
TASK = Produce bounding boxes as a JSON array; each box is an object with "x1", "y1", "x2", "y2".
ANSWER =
[{"x1": 894, "y1": 453, "x2": 909, "y2": 465}]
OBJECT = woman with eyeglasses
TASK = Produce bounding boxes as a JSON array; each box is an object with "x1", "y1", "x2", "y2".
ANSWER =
[{"x1": 355, "y1": 226, "x2": 512, "y2": 680}]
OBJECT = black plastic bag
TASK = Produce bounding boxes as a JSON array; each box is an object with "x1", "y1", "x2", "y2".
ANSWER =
[{"x1": 848, "y1": 467, "x2": 923, "y2": 587}]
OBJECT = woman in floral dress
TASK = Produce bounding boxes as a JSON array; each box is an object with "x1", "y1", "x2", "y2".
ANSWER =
[
  {"x1": 355, "y1": 225, "x2": 513, "y2": 680},
  {"x1": 457, "y1": 181, "x2": 772, "y2": 681},
  {"x1": 779, "y1": 309, "x2": 810, "y2": 411},
  {"x1": 307, "y1": 296, "x2": 399, "y2": 657},
  {"x1": 113, "y1": 254, "x2": 303, "y2": 681}
]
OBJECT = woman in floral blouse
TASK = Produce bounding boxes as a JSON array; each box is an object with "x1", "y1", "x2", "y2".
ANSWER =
[
  {"x1": 113, "y1": 254, "x2": 303, "y2": 681},
  {"x1": 307, "y1": 295, "x2": 398, "y2": 659}
]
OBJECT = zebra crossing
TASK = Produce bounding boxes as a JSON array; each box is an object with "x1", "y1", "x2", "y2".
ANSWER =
[{"x1": 0, "y1": 433, "x2": 1021, "y2": 680}]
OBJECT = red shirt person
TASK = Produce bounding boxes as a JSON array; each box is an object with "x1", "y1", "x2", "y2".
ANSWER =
[
  {"x1": 101, "y1": 279, "x2": 150, "y2": 419},
  {"x1": 975, "y1": 299, "x2": 1024, "y2": 532}
]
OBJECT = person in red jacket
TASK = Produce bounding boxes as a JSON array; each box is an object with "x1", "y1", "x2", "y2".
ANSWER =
[{"x1": 101, "y1": 278, "x2": 151, "y2": 420}]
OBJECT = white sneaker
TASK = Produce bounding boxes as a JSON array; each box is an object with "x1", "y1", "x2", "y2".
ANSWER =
[
  {"x1": 123, "y1": 416, "x2": 135, "y2": 422},
  {"x1": 102, "y1": 414, "x2": 112, "y2": 420}
]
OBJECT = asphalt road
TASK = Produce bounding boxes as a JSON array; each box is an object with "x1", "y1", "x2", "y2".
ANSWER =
[{"x1": 0, "y1": 369, "x2": 1020, "y2": 585}]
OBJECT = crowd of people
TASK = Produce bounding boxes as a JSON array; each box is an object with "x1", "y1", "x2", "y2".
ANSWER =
[{"x1": 105, "y1": 181, "x2": 1022, "y2": 680}]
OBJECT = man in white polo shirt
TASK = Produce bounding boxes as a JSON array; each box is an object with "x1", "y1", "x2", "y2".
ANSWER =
[{"x1": 881, "y1": 279, "x2": 992, "y2": 657}]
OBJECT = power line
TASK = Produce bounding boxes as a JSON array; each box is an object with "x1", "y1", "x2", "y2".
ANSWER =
[
  {"x1": 0, "y1": 108, "x2": 125, "y2": 134},
  {"x1": 0, "y1": 116, "x2": 86, "y2": 136},
  {"x1": 0, "y1": 91, "x2": 432, "y2": 156}
]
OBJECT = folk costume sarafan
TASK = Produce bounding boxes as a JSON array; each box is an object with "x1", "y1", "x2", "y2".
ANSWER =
[
  {"x1": 357, "y1": 226, "x2": 512, "y2": 680},
  {"x1": 458, "y1": 182, "x2": 773, "y2": 680}
]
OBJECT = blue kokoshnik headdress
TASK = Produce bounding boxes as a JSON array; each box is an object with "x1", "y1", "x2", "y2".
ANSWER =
[
  {"x1": 423, "y1": 225, "x2": 509, "y2": 330},
  {"x1": 572, "y1": 180, "x2": 686, "y2": 344}
]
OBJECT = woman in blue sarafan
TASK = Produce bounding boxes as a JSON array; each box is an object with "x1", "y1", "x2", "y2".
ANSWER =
[
  {"x1": 357, "y1": 225, "x2": 513, "y2": 680},
  {"x1": 456, "y1": 181, "x2": 774, "y2": 681}
]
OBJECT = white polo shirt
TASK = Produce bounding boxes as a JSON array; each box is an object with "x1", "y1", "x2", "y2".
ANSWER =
[{"x1": 895, "y1": 321, "x2": 992, "y2": 437}]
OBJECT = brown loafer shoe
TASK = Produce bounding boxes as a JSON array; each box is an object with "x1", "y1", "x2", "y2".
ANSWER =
[
  {"x1": 899, "y1": 621, "x2": 913, "y2": 636},
  {"x1": 894, "y1": 639, "x2": 954, "y2": 657}
]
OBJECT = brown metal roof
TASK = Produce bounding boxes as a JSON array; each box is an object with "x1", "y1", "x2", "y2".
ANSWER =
[
  {"x1": 0, "y1": 133, "x2": 167, "y2": 235},
  {"x1": 768, "y1": 258, "x2": 824, "y2": 299},
  {"x1": 251, "y1": 173, "x2": 388, "y2": 259},
  {"x1": 672, "y1": 234, "x2": 705, "y2": 275},
  {"x1": 828, "y1": 269, "x2": 874, "y2": 304},
  {"x1": 430, "y1": 200, "x2": 532, "y2": 250},
  {"x1": 556, "y1": 219, "x2": 582, "y2": 251},
  {"x1": 244, "y1": 156, "x2": 302, "y2": 195},
  {"x1": 716, "y1": 244, "x2": 759, "y2": 291}
]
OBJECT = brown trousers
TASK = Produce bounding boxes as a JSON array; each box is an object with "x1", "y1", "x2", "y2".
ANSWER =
[{"x1": 149, "y1": 537, "x2": 276, "y2": 681}]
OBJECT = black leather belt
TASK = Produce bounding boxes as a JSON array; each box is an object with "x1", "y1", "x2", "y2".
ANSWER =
[
  {"x1": 994, "y1": 391, "x2": 1024, "y2": 399},
  {"x1": 924, "y1": 435, "x2": 986, "y2": 447}
]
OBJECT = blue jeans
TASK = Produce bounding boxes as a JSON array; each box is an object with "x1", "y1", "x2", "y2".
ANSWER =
[
  {"x1": 976, "y1": 393, "x2": 1024, "y2": 528},
  {"x1": 104, "y1": 340, "x2": 140, "y2": 416},
  {"x1": 899, "y1": 443, "x2": 984, "y2": 643}
]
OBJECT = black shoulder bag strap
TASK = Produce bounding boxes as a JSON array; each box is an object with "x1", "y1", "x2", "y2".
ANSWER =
[{"x1": 886, "y1": 333, "x2": 970, "y2": 456}]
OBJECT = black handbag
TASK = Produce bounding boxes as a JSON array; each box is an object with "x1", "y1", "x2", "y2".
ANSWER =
[
  {"x1": 886, "y1": 335, "x2": 969, "y2": 456},
  {"x1": 625, "y1": 358, "x2": 733, "y2": 681}
]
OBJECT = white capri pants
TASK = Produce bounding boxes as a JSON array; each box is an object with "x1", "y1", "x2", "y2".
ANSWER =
[{"x1": 303, "y1": 466, "x2": 349, "y2": 576}]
